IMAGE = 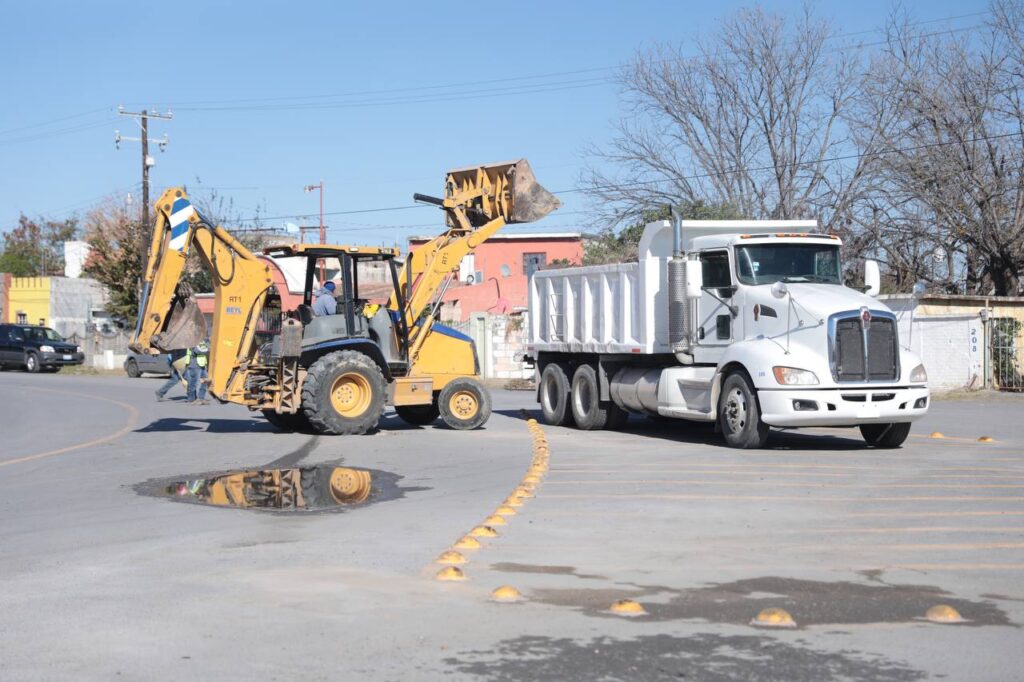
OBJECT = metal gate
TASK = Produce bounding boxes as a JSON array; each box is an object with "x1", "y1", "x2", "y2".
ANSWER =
[{"x1": 991, "y1": 317, "x2": 1024, "y2": 391}]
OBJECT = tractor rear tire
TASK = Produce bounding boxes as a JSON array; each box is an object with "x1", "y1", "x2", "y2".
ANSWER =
[
  {"x1": 539, "y1": 362, "x2": 574, "y2": 427},
  {"x1": 302, "y1": 351, "x2": 386, "y2": 435},
  {"x1": 396, "y1": 402, "x2": 440, "y2": 426},
  {"x1": 262, "y1": 409, "x2": 314, "y2": 433},
  {"x1": 438, "y1": 378, "x2": 491, "y2": 430}
]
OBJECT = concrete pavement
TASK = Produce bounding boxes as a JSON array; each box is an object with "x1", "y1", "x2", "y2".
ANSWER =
[{"x1": 1, "y1": 371, "x2": 1022, "y2": 680}]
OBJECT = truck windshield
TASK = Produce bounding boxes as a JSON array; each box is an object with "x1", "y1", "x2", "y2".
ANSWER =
[{"x1": 735, "y1": 243, "x2": 841, "y2": 285}]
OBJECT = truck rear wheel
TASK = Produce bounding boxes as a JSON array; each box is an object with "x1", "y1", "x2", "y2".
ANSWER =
[
  {"x1": 540, "y1": 362, "x2": 574, "y2": 427},
  {"x1": 718, "y1": 371, "x2": 769, "y2": 449},
  {"x1": 571, "y1": 364, "x2": 625, "y2": 430},
  {"x1": 860, "y1": 423, "x2": 911, "y2": 448},
  {"x1": 439, "y1": 378, "x2": 491, "y2": 430},
  {"x1": 396, "y1": 402, "x2": 440, "y2": 426},
  {"x1": 302, "y1": 351, "x2": 386, "y2": 435}
]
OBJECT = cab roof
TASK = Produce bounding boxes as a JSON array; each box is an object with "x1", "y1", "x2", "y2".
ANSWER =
[{"x1": 263, "y1": 243, "x2": 400, "y2": 260}]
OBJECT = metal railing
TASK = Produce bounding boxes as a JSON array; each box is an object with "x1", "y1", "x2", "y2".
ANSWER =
[{"x1": 991, "y1": 317, "x2": 1024, "y2": 391}]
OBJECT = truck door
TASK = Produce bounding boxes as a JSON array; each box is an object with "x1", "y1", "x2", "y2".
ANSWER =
[{"x1": 697, "y1": 250, "x2": 735, "y2": 346}]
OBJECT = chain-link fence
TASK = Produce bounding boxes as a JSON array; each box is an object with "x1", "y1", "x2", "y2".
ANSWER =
[
  {"x1": 66, "y1": 329, "x2": 132, "y2": 363},
  {"x1": 991, "y1": 317, "x2": 1024, "y2": 391}
]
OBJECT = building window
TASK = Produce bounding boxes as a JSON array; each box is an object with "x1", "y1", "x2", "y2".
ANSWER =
[
  {"x1": 523, "y1": 252, "x2": 547, "y2": 279},
  {"x1": 16, "y1": 312, "x2": 27, "y2": 324},
  {"x1": 500, "y1": 264, "x2": 511, "y2": 278}
]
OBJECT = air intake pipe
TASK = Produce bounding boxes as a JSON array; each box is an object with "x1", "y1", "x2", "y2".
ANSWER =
[{"x1": 667, "y1": 205, "x2": 692, "y2": 360}]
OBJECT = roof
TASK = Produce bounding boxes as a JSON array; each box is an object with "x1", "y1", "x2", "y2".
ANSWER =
[{"x1": 263, "y1": 243, "x2": 400, "y2": 259}]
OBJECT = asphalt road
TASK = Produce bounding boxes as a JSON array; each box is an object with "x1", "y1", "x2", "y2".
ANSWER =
[{"x1": 1, "y1": 371, "x2": 1022, "y2": 681}]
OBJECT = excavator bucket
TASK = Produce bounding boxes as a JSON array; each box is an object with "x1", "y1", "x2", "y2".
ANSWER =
[
  {"x1": 150, "y1": 288, "x2": 208, "y2": 352},
  {"x1": 446, "y1": 159, "x2": 561, "y2": 227}
]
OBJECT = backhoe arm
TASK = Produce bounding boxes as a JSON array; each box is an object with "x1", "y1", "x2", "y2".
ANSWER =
[
  {"x1": 391, "y1": 159, "x2": 560, "y2": 331},
  {"x1": 132, "y1": 188, "x2": 274, "y2": 404}
]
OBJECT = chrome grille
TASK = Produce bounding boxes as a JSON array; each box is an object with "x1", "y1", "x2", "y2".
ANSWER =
[{"x1": 829, "y1": 311, "x2": 899, "y2": 383}]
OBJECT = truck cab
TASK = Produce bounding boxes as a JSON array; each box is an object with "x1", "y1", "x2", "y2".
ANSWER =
[{"x1": 528, "y1": 219, "x2": 929, "y2": 449}]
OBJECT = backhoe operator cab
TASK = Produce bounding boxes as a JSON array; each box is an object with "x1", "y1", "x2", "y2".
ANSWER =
[{"x1": 131, "y1": 158, "x2": 560, "y2": 437}]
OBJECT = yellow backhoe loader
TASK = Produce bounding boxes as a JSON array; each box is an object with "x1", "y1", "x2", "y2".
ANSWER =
[{"x1": 130, "y1": 159, "x2": 559, "y2": 434}]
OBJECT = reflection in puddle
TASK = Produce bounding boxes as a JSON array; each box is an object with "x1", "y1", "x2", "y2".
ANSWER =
[{"x1": 164, "y1": 465, "x2": 372, "y2": 510}]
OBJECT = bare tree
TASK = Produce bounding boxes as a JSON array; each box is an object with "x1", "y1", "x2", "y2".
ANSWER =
[
  {"x1": 852, "y1": 1, "x2": 1024, "y2": 295},
  {"x1": 583, "y1": 6, "x2": 867, "y2": 232}
]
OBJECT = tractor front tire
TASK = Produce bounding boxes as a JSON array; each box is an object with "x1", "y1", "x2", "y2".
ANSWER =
[
  {"x1": 438, "y1": 378, "x2": 491, "y2": 430},
  {"x1": 302, "y1": 351, "x2": 386, "y2": 435}
]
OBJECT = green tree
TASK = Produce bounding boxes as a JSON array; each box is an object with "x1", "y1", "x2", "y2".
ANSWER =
[
  {"x1": 0, "y1": 215, "x2": 79, "y2": 276},
  {"x1": 583, "y1": 201, "x2": 741, "y2": 265},
  {"x1": 82, "y1": 202, "x2": 145, "y2": 322}
]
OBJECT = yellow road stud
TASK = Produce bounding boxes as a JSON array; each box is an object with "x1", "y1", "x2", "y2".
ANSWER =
[
  {"x1": 925, "y1": 604, "x2": 968, "y2": 624},
  {"x1": 515, "y1": 487, "x2": 534, "y2": 498},
  {"x1": 977, "y1": 436, "x2": 994, "y2": 443},
  {"x1": 454, "y1": 536, "x2": 482, "y2": 550},
  {"x1": 470, "y1": 525, "x2": 499, "y2": 538},
  {"x1": 495, "y1": 505, "x2": 517, "y2": 516},
  {"x1": 523, "y1": 475, "x2": 541, "y2": 484},
  {"x1": 435, "y1": 566, "x2": 466, "y2": 581},
  {"x1": 504, "y1": 496, "x2": 524, "y2": 507},
  {"x1": 436, "y1": 550, "x2": 467, "y2": 565},
  {"x1": 483, "y1": 515, "x2": 507, "y2": 526},
  {"x1": 750, "y1": 607, "x2": 796, "y2": 628},
  {"x1": 491, "y1": 585, "x2": 523, "y2": 602},
  {"x1": 609, "y1": 599, "x2": 646, "y2": 616},
  {"x1": 930, "y1": 432, "x2": 945, "y2": 439}
]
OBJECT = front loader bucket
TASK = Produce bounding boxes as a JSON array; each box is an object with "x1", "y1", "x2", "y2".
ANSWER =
[
  {"x1": 446, "y1": 158, "x2": 561, "y2": 227},
  {"x1": 151, "y1": 292, "x2": 208, "y2": 352}
]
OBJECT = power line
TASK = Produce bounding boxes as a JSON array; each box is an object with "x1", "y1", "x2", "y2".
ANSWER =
[
  {"x1": 0, "y1": 117, "x2": 120, "y2": 147},
  {"x1": 0, "y1": 107, "x2": 111, "y2": 138},
  {"x1": 129, "y1": 11, "x2": 987, "y2": 113}
]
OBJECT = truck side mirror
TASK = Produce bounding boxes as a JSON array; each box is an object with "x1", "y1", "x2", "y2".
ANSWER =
[
  {"x1": 864, "y1": 260, "x2": 880, "y2": 297},
  {"x1": 685, "y1": 260, "x2": 703, "y2": 299}
]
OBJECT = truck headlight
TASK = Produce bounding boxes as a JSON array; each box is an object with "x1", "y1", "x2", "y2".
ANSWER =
[
  {"x1": 773, "y1": 366, "x2": 819, "y2": 385},
  {"x1": 40, "y1": 345, "x2": 55, "y2": 353},
  {"x1": 76, "y1": 346, "x2": 81, "y2": 353},
  {"x1": 909, "y1": 363, "x2": 928, "y2": 383}
]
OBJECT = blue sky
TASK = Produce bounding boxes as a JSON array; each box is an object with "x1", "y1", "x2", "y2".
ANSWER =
[{"x1": 0, "y1": 0, "x2": 985, "y2": 244}]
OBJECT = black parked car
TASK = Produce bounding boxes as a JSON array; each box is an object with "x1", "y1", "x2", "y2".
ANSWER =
[{"x1": 0, "y1": 324, "x2": 85, "y2": 373}]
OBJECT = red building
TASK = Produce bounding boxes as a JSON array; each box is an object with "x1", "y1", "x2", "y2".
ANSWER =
[{"x1": 408, "y1": 232, "x2": 583, "y2": 321}]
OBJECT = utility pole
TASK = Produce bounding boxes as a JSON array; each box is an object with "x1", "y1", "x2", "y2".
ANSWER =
[
  {"x1": 115, "y1": 106, "x2": 172, "y2": 277},
  {"x1": 304, "y1": 181, "x2": 326, "y2": 283}
]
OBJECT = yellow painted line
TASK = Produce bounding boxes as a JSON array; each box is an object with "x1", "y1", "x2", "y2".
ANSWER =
[
  {"x1": 786, "y1": 526, "x2": 1024, "y2": 534},
  {"x1": 0, "y1": 386, "x2": 139, "y2": 468},
  {"x1": 884, "y1": 561, "x2": 1024, "y2": 569},
  {"x1": 543, "y1": 493, "x2": 1023, "y2": 502},
  {"x1": 849, "y1": 511, "x2": 1024, "y2": 518},
  {"x1": 542, "y1": 479, "x2": 1024, "y2": 490},
  {"x1": 550, "y1": 468, "x2": 1024, "y2": 480}
]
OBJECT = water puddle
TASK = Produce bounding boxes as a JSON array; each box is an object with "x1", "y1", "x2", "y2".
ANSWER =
[{"x1": 136, "y1": 464, "x2": 415, "y2": 513}]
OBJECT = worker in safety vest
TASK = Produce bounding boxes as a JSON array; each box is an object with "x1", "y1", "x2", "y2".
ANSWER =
[{"x1": 185, "y1": 341, "x2": 210, "y2": 405}]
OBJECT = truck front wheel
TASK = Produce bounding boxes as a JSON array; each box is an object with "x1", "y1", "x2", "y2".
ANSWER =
[
  {"x1": 718, "y1": 372, "x2": 769, "y2": 449},
  {"x1": 860, "y1": 423, "x2": 911, "y2": 448},
  {"x1": 540, "y1": 362, "x2": 574, "y2": 427}
]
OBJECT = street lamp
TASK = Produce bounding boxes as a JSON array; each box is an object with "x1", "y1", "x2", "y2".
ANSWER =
[{"x1": 304, "y1": 181, "x2": 325, "y2": 283}]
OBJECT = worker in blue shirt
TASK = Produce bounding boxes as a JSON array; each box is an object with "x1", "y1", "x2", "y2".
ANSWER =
[{"x1": 312, "y1": 280, "x2": 338, "y2": 316}]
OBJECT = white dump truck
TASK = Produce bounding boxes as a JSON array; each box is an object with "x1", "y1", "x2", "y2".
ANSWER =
[{"x1": 526, "y1": 217, "x2": 930, "y2": 448}]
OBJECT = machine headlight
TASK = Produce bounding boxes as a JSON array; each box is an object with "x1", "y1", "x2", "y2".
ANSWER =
[
  {"x1": 76, "y1": 346, "x2": 81, "y2": 353},
  {"x1": 909, "y1": 363, "x2": 928, "y2": 383},
  {"x1": 773, "y1": 366, "x2": 819, "y2": 385},
  {"x1": 40, "y1": 345, "x2": 55, "y2": 353}
]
